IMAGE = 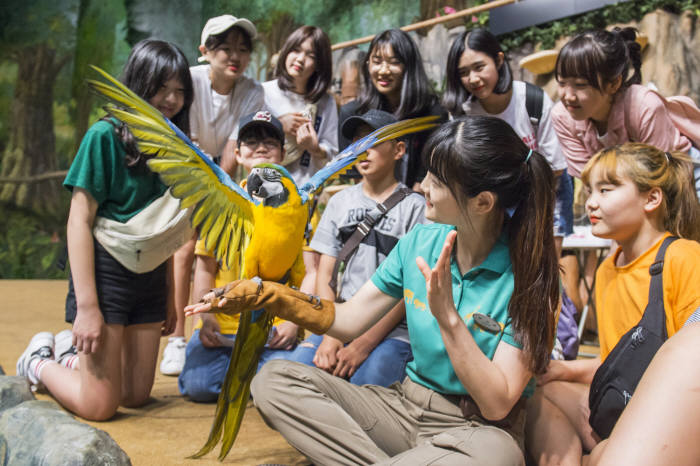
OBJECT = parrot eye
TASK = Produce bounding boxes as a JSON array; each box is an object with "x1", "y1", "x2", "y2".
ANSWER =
[{"x1": 261, "y1": 168, "x2": 281, "y2": 182}]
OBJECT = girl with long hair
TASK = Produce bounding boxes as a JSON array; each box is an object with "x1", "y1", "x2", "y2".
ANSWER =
[
  {"x1": 17, "y1": 39, "x2": 194, "y2": 420},
  {"x1": 338, "y1": 29, "x2": 446, "y2": 189},
  {"x1": 262, "y1": 25, "x2": 338, "y2": 187}
]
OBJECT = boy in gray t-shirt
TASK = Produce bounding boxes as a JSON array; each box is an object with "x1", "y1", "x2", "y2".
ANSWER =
[{"x1": 285, "y1": 110, "x2": 426, "y2": 387}]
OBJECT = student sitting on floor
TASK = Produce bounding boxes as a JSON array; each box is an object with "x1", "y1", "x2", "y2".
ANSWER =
[
  {"x1": 284, "y1": 109, "x2": 427, "y2": 387},
  {"x1": 177, "y1": 111, "x2": 300, "y2": 402},
  {"x1": 526, "y1": 143, "x2": 700, "y2": 465}
]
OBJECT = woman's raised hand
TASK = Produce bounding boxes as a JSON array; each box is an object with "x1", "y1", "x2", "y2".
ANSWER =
[{"x1": 416, "y1": 230, "x2": 458, "y2": 324}]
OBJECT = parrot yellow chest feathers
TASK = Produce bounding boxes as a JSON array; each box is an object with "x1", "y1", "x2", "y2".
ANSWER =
[{"x1": 244, "y1": 185, "x2": 308, "y2": 283}]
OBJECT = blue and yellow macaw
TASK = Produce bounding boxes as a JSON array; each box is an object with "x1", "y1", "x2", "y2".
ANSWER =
[{"x1": 88, "y1": 66, "x2": 438, "y2": 460}]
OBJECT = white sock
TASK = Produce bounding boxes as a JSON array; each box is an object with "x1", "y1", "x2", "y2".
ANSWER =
[
  {"x1": 59, "y1": 354, "x2": 80, "y2": 370},
  {"x1": 29, "y1": 358, "x2": 56, "y2": 383}
]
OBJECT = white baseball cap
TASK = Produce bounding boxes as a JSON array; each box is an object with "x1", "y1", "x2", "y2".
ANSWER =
[{"x1": 199, "y1": 14, "x2": 257, "y2": 52}]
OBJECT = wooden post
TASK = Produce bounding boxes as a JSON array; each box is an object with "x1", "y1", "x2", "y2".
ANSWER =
[{"x1": 331, "y1": 0, "x2": 517, "y2": 50}]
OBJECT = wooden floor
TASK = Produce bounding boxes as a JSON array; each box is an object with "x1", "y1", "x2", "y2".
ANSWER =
[
  {"x1": 0, "y1": 280, "x2": 306, "y2": 466},
  {"x1": 1, "y1": 280, "x2": 601, "y2": 465}
]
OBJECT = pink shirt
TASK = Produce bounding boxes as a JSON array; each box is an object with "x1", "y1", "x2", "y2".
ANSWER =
[{"x1": 551, "y1": 84, "x2": 692, "y2": 178}]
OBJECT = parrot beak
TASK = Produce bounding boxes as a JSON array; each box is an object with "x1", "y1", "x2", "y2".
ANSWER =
[{"x1": 247, "y1": 171, "x2": 264, "y2": 198}]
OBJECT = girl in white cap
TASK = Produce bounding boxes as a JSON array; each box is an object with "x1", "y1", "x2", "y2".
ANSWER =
[{"x1": 160, "y1": 14, "x2": 265, "y2": 376}]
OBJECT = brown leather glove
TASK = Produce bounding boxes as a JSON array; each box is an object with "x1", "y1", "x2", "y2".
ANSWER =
[{"x1": 209, "y1": 279, "x2": 335, "y2": 335}]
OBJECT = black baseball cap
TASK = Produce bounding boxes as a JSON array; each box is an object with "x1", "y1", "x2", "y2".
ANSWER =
[
  {"x1": 238, "y1": 111, "x2": 285, "y2": 143},
  {"x1": 341, "y1": 109, "x2": 398, "y2": 141}
]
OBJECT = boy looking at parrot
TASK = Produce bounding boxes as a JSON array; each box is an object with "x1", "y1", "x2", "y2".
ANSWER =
[
  {"x1": 178, "y1": 111, "x2": 300, "y2": 401},
  {"x1": 286, "y1": 109, "x2": 427, "y2": 387}
]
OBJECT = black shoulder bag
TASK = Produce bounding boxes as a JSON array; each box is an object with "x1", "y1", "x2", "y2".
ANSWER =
[
  {"x1": 328, "y1": 187, "x2": 413, "y2": 297},
  {"x1": 588, "y1": 236, "x2": 677, "y2": 439}
]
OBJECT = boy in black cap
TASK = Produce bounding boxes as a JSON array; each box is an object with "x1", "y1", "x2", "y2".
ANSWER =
[
  {"x1": 233, "y1": 111, "x2": 286, "y2": 171},
  {"x1": 178, "y1": 111, "x2": 300, "y2": 402},
  {"x1": 285, "y1": 109, "x2": 427, "y2": 387}
]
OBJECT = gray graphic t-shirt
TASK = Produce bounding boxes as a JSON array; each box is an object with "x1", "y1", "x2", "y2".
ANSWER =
[{"x1": 310, "y1": 182, "x2": 427, "y2": 342}]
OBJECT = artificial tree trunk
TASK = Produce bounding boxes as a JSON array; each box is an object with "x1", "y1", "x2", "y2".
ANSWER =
[{"x1": 0, "y1": 43, "x2": 65, "y2": 215}]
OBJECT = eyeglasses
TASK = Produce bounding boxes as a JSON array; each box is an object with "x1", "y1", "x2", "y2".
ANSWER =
[
  {"x1": 240, "y1": 138, "x2": 282, "y2": 150},
  {"x1": 368, "y1": 56, "x2": 404, "y2": 72}
]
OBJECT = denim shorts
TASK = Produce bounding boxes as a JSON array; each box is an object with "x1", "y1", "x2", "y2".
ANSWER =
[
  {"x1": 554, "y1": 171, "x2": 574, "y2": 237},
  {"x1": 65, "y1": 240, "x2": 167, "y2": 326}
]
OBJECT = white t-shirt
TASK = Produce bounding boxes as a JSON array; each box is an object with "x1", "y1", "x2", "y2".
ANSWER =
[
  {"x1": 463, "y1": 80, "x2": 567, "y2": 171},
  {"x1": 189, "y1": 65, "x2": 265, "y2": 159},
  {"x1": 262, "y1": 79, "x2": 339, "y2": 186}
]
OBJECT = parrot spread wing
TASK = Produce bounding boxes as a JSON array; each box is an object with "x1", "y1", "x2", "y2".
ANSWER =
[
  {"x1": 87, "y1": 66, "x2": 256, "y2": 269},
  {"x1": 300, "y1": 115, "x2": 440, "y2": 200}
]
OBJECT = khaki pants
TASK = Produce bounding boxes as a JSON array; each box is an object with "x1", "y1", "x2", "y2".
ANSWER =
[{"x1": 251, "y1": 360, "x2": 525, "y2": 466}]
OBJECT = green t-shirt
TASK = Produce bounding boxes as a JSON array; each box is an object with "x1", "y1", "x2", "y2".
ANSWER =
[
  {"x1": 372, "y1": 223, "x2": 535, "y2": 397},
  {"x1": 64, "y1": 120, "x2": 167, "y2": 223}
]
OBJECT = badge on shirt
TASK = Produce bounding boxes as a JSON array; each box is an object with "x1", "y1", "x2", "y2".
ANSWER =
[{"x1": 473, "y1": 313, "x2": 502, "y2": 334}]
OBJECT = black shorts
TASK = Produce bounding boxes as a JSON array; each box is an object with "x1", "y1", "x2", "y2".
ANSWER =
[{"x1": 66, "y1": 240, "x2": 168, "y2": 326}]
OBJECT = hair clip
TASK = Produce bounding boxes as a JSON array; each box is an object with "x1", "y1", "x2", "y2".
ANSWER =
[
  {"x1": 525, "y1": 149, "x2": 533, "y2": 163},
  {"x1": 664, "y1": 151, "x2": 672, "y2": 162}
]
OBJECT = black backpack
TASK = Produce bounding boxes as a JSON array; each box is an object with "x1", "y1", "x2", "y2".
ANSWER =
[
  {"x1": 588, "y1": 236, "x2": 677, "y2": 439},
  {"x1": 524, "y1": 82, "x2": 544, "y2": 134}
]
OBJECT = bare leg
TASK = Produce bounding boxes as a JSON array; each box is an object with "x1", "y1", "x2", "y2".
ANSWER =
[
  {"x1": 542, "y1": 381, "x2": 598, "y2": 452},
  {"x1": 526, "y1": 389, "x2": 582, "y2": 466},
  {"x1": 40, "y1": 324, "x2": 125, "y2": 421},
  {"x1": 171, "y1": 235, "x2": 196, "y2": 337},
  {"x1": 121, "y1": 322, "x2": 162, "y2": 407}
]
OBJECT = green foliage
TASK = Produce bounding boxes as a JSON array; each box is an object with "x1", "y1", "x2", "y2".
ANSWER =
[
  {"x1": 0, "y1": 0, "x2": 79, "y2": 56},
  {"x1": 0, "y1": 63, "x2": 17, "y2": 156},
  {"x1": 0, "y1": 205, "x2": 68, "y2": 279},
  {"x1": 54, "y1": 102, "x2": 77, "y2": 169},
  {"x1": 217, "y1": 0, "x2": 419, "y2": 44},
  {"x1": 495, "y1": 0, "x2": 700, "y2": 51}
]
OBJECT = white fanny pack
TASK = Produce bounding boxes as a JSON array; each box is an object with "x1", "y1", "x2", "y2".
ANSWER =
[{"x1": 93, "y1": 189, "x2": 194, "y2": 273}]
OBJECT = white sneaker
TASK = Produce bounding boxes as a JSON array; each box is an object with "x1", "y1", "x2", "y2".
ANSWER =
[
  {"x1": 160, "y1": 336, "x2": 186, "y2": 376},
  {"x1": 17, "y1": 331, "x2": 54, "y2": 386},
  {"x1": 55, "y1": 329, "x2": 77, "y2": 366}
]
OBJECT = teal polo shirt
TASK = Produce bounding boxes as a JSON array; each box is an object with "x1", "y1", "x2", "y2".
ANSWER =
[
  {"x1": 64, "y1": 120, "x2": 167, "y2": 223},
  {"x1": 372, "y1": 223, "x2": 534, "y2": 397}
]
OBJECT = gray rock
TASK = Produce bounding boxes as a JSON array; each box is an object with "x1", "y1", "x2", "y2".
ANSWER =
[
  {"x1": 0, "y1": 400, "x2": 131, "y2": 466},
  {"x1": 0, "y1": 376, "x2": 34, "y2": 414}
]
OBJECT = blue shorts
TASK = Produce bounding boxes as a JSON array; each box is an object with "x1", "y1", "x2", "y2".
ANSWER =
[
  {"x1": 554, "y1": 171, "x2": 574, "y2": 237},
  {"x1": 65, "y1": 240, "x2": 168, "y2": 326}
]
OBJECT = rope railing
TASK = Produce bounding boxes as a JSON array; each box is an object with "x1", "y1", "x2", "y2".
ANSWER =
[{"x1": 331, "y1": 0, "x2": 516, "y2": 50}]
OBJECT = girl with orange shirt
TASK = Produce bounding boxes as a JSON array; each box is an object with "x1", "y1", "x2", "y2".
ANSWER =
[{"x1": 527, "y1": 143, "x2": 700, "y2": 465}]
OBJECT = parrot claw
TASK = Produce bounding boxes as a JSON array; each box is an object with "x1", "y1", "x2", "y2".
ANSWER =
[
  {"x1": 307, "y1": 293, "x2": 322, "y2": 309},
  {"x1": 252, "y1": 276, "x2": 263, "y2": 294}
]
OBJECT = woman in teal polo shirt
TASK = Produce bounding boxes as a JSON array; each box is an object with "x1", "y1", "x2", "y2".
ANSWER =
[{"x1": 189, "y1": 116, "x2": 559, "y2": 464}]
